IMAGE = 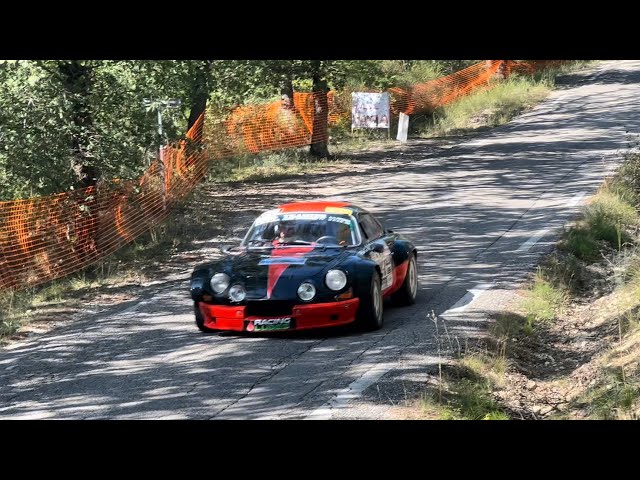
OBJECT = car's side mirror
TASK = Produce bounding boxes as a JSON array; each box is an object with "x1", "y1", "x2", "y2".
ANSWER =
[
  {"x1": 223, "y1": 245, "x2": 241, "y2": 255},
  {"x1": 370, "y1": 243, "x2": 385, "y2": 254}
]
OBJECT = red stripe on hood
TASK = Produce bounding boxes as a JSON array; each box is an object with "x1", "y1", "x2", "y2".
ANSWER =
[{"x1": 266, "y1": 246, "x2": 314, "y2": 299}]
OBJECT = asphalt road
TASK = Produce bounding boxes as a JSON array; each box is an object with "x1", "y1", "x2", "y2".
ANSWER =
[{"x1": 2, "y1": 61, "x2": 640, "y2": 419}]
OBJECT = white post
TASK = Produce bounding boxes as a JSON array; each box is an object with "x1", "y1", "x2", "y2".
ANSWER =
[
  {"x1": 397, "y1": 112, "x2": 409, "y2": 143},
  {"x1": 157, "y1": 107, "x2": 166, "y2": 211}
]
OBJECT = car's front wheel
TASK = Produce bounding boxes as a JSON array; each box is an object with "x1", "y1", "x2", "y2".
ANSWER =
[
  {"x1": 357, "y1": 272, "x2": 384, "y2": 331},
  {"x1": 194, "y1": 302, "x2": 216, "y2": 333}
]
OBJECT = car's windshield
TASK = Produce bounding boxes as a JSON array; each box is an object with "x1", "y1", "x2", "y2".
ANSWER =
[{"x1": 241, "y1": 212, "x2": 360, "y2": 247}]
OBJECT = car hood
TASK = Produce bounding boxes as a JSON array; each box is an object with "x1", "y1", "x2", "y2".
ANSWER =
[{"x1": 221, "y1": 246, "x2": 354, "y2": 299}]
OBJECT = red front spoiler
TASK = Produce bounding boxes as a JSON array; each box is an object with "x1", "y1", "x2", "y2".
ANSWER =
[{"x1": 199, "y1": 298, "x2": 360, "y2": 332}]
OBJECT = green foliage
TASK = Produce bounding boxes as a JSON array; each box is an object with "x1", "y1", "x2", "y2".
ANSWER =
[
  {"x1": 0, "y1": 60, "x2": 212, "y2": 199},
  {"x1": 492, "y1": 313, "x2": 530, "y2": 339},
  {"x1": 522, "y1": 270, "x2": 566, "y2": 324},
  {"x1": 421, "y1": 350, "x2": 510, "y2": 420},
  {"x1": 617, "y1": 151, "x2": 640, "y2": 206},
  {"x1": 482, "y1": 411, "x2": 510, "y2": 420},
  {"x1": 560, "y1": 228, "x2": 600, "y2": 261},
  {"x1": 0, "y1": 61, "x2": 72, "y2": 197},
  {"x1": 576, "y1": 368, "x2": 640, "y2": 420},
  {"x1": 213, "y1": 60, "x2": 385, "y2": 101},
  {"x1": 461, "y1": 354, "x2": 507, "y2": 386},
  {"x1": 207, "y1": 61, "x2": 479, "y2": 105},
  {"x1": 0, "y1": 59, "x2": 565, "y2": 202},
  {"x1": 584, "y1": 188, "x2": 639, "y2": 248},
  {"x1": 560, "y1": 184, "x2": 639, "y2": 261},
  {"x1": 359, "y1": 60, "x2": 478, "y2": 90},
  {"x1": 422, "y1": 386, "x2": 505, "y2": 421},
  {"x1": 542, "y1": 252, "x2": 583, "y2": 293},
  {"x1": 1, "y1": 59, "x2": 409, "y2": 199},
  {"x1": 355, "y1": 61, "x2": 442, "y2": 90},
  {"x1": 0, "y1": 288, "x2": 34, "y2": 338}
]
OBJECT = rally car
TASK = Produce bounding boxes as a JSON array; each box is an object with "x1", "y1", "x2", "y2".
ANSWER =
[{"x1": 189, "y1": 201, "x2": 418, "y2": 333}]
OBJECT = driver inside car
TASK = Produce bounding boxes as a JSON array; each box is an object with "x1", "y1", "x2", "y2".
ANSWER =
[
  {"x1": 336, "y1": 223, "x2": 352, "y2": 245},
  {"x1": 273, "y1": 223, "x2": 296, "y2": 245}
]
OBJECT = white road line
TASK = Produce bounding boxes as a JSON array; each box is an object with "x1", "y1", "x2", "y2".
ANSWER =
[
  {"x1": 255, "y1": 413, "x2": 279, "y2": 421},
  {"x1": 567, "y1": 191, "x2": 587, "y2": 207},
  {"x1": 305, "y1": 364, "x2": 392, "y2": 420},
  {"x1": 517, "y1": 191, "x2": 588, "y2": 253},
  {"x1": 441, "y1": 282, "x2": 493, "y2": 315},
  {"x1": 516, "y1": 228, "x2": 549, "y2": 253},
  {"x1": 305, "y1": 281, "x2": 495, "y2": 419},
  {"x1": 120, "y1": 299, "x2": 152, "y2": 315}
]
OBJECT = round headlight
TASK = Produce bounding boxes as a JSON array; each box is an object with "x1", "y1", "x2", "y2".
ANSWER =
[
  {"x1": 229, "y1": 284, "x2": 246, "y2": 302},
  {"x1": 325, "y1": 270, "x2": 347, "y2": 291},
  {"x1": 210, "y1": 273, "x2": 230, "y2": 294},
  {"x1": 297, "y1": 282, "x2": 316, "y2": 301}
]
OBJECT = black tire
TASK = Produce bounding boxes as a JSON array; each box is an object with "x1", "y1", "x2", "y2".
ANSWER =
[
  {"x1": 391, "y1": 253, "x2": 418, "y2": 306},
  {"x1": 356, "y1": 271, "x2": 384, "y2": 331},
  {"x1": 194, "y1": 302, "x2": 216, "y2": 333}
]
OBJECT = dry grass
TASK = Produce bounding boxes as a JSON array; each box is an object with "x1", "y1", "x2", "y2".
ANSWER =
[
  {"x1": 207, "y1": 149, "x2": 350, "y2": 183},
  {"x1": 419, "y1": 77, "x2": 551, "y2": 138},
  {"x1": 420, "y1": 361, "x2": 510, "y2": 421}
]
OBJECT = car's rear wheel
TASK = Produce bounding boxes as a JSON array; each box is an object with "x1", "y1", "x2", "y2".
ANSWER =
[
  {"x1": 391, "y1": 253, "x2": 418, "y2": 306},
  {"x1": 357, "y1": 272, "x2": 384, "y2": 331},
  {"x1": 194, "y1": 302, "x2": 216, "y2": 333}
]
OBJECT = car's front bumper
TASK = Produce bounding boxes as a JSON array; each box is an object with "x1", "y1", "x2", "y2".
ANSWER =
[{"x1": 198, "y1": 298, "x2": 360, "y2": 332}]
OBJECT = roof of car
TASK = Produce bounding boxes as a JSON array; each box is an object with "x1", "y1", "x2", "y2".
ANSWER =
[{"x1": 276, "y1": 201, "x2": 362, "y2": 214}]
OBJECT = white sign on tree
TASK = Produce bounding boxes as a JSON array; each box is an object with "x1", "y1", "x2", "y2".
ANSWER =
[{"x1": 351, "y1": 92, "x2": 390, "y2": 129}]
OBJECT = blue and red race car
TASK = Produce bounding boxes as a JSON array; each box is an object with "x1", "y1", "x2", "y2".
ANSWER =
[{"x1": 189, "y1": 201, "x2": 418, "y2": 333}]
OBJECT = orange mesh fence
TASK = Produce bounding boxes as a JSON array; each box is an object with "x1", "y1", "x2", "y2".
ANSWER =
[
  {"x1": 203, "y1": 92, "x2": 336, "y2": 158},
  {"x1": 172, "y1": 61, "x2": 573, "y2": 169},
  {"x1": 509, "y1": 60, "x2": 567, "y2": 75},
  {"x1": 0, "y1": 60, "x2": 571, "y2": 292},
  {"x1": 388, "y1": 61, "x2": 503, "y2": 115},
  {"x1": 0, "y1": 114, "x2": 207, "y2": 290},
  {"x1": 202, "y1": 61, "x2": 509, "y2": 161}
]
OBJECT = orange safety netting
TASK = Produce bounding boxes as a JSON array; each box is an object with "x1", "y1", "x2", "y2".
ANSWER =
[
  {"x1": 204, "y1": 91, "x2": 336, "y2": 157},
  {"x1": 0, "y1": 60, "x2": 569, "y2": 292},
  {"x1": 0, "y1": 115, "x2": 207, "y2": 290},
  {"x1": 509, "y1": 60, "x2": 567, "y2": 75},
  {"x1": 208, "y1": 61, "x2": 508, "y2": 157},
  {"x1": 389, "y1": 60, "x2": 504, "y2": 115}
]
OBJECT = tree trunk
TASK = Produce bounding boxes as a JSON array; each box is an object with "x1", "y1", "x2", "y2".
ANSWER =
[
  {"x1": 57, "y1": 61, "x2": 98, "y2": 189},
  {"x1": 187, "y1": 60, "x2": 214, "y2": 132},
  {"x1": 56, "y1": 61, "x2": 99, "y2": 262},
  {"x1": 280, "y1": 76, "x2": 295, "y2": 111},
  {"x1": 309, "y1": 61, "x2": 330, "y2": 159}
]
